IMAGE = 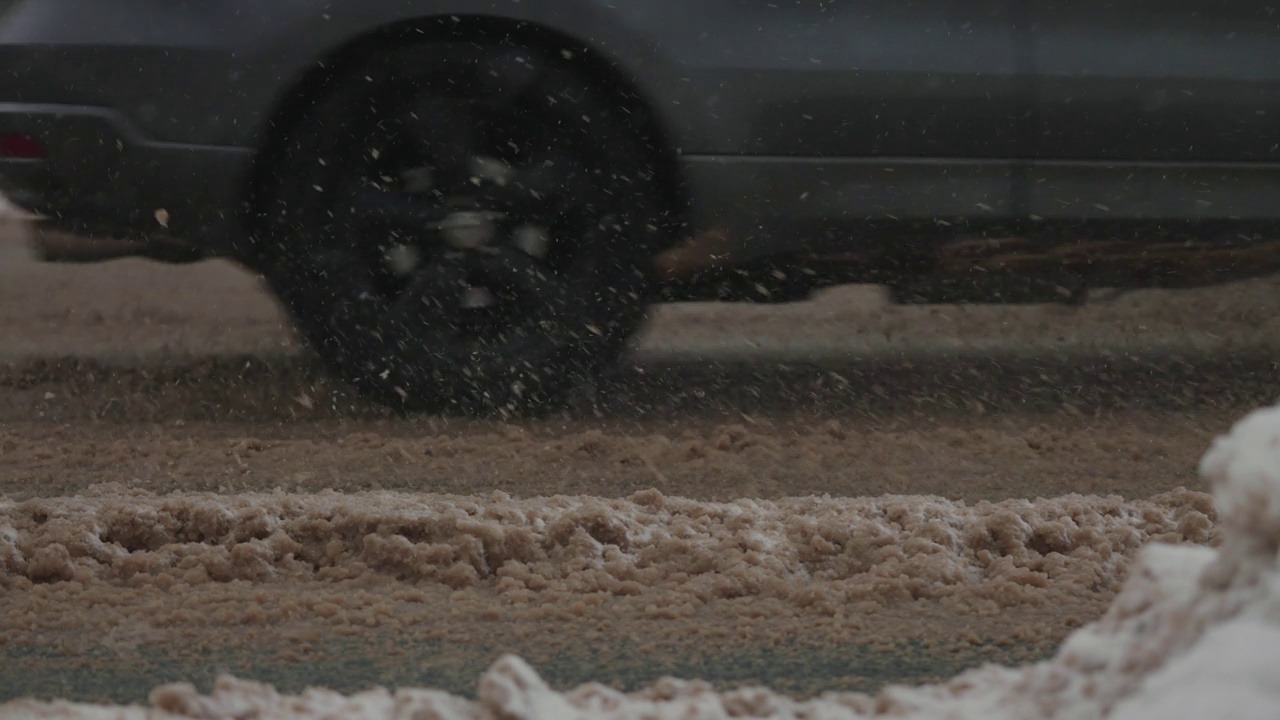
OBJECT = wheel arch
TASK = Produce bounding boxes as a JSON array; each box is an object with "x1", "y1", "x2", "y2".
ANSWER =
[{"x1": 242, "y1": 15, "x2": 691, "y2": 254}]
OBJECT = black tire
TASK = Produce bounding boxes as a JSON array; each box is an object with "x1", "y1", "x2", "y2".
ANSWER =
[{"x1": 253, "y1": 39, "x2": 677, "y2": 416}]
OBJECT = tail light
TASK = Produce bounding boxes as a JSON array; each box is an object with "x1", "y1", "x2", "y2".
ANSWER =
[{"x1": 1, "y1": 133, "x2": 45, "y2": 159}]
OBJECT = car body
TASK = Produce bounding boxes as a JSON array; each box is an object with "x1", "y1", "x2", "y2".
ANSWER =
[{"x1": 2, "y1": 0, "x2": 1280, "y2": 412}]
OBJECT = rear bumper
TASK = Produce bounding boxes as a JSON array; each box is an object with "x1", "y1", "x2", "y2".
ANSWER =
[{"x1": 0, "y1": 102, "x2": 253, "y2": 251}]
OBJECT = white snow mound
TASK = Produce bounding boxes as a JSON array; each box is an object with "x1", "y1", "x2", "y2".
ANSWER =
[{"x1": 8, "y1": 404, "x2": 1280, "y2": 719}]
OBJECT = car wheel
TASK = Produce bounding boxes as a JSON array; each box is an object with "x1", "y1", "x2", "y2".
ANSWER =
[{"x1": 254, "y1": 40, "x2": 676, "y2": 416}]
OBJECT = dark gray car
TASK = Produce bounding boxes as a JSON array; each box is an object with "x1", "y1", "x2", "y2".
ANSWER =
[{"x1": 2, "y1": 1, "x2": 1279, "y2": 414}]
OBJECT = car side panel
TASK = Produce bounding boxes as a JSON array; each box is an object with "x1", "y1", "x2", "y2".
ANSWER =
[
  {"x1": 227, "y1": 0, "x2": 1026, "y2": 159},
  {"x1": 614, "y1": 0, "x2": 1024, "y2": 159},
  {"x1": 2, "y1": 0, "x2": 1025, "y2": 160},
  {"x1": 1027, "y1": 0, "x2": 1280, "y2": 162},
  {"x1": 1018, "y1": 0, "x2": 1280, "y2": 223},
  {"x1": 0, "y1": 0, "x2": 704, "y2": 150},
  {"x1": 627, "y1": 0, "x2": 1025, "y2": 253}
]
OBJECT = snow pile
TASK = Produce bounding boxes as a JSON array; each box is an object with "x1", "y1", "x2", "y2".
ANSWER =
[
  {"x1": 0, "y1": 486, "x2": 1213, "y2": 608},
  {"x1": 7, "y1": 404, "x2": 1280, "y2": 719}
]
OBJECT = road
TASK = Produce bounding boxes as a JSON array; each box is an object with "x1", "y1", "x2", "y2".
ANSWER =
[{"x1": 0, "y1": 226, "x2": 1270, "y2": 704}]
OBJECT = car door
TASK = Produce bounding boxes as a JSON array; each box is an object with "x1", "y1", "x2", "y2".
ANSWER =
[
  {"x1": 1024, "y1": 0, "x2": 1280, "y2": 222},
  {"x1": 631, "y1": 0, "x2": 1024, "y2": 159},
  {"x1": 616, "y1": 0, "x2": 1030, "y2": 241}
]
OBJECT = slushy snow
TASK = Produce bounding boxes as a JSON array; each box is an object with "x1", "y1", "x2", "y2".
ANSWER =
[{"x1": 7, "y1": 403, "x2": 1280, "y2": 719}]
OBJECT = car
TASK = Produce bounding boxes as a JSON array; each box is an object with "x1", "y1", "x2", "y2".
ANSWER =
[{"x1": 2, "y1": 1, "x2": 1279, "y2": 415}]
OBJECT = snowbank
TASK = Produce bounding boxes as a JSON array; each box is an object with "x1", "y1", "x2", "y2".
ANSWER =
[
  {"x1": 6, "y1": 404, "x2": 1280, "y2": 719},
  {"x1": 0, "y1": 486, "x2": 1214, "y2": 605}
]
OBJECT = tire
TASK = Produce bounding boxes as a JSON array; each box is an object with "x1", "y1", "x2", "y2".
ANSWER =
[{"x1": 253, "y1": 39, "x2": 677, "y2": 416}]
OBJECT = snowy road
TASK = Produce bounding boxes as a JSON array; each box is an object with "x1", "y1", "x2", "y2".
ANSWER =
[{"x1": 1, "y1": 226, "x2": 1278, "y2": 709}]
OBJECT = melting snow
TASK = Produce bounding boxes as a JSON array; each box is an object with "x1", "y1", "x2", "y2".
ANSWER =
[{"x1": 7, "y1": 404, "x2": 1280, "y2": 718}]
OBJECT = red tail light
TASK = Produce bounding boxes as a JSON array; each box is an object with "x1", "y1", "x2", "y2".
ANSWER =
[{"x1": 1, "y1": 134, "x2": 45, "y2": 159}]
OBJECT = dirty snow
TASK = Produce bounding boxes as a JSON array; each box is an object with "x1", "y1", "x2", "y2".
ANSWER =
[{"x1": 5, "y1": 403, "x2": 1280, "y2": 718}]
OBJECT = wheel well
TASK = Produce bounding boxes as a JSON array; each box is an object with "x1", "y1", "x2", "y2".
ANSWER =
[{"x1": 243, "y1": 15, "x2": 690, "y2": 251}]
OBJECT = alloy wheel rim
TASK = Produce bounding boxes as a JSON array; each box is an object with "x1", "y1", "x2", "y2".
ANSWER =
[{"x1": 312, "y1": 47, "x2": 611, "y2": 350}]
